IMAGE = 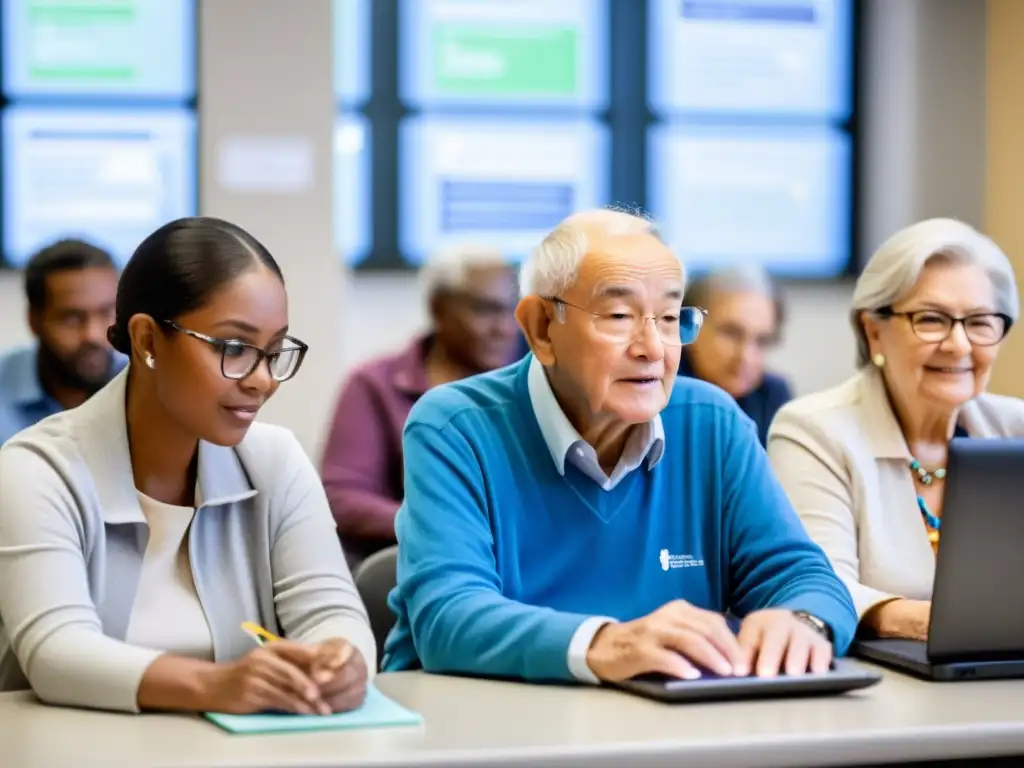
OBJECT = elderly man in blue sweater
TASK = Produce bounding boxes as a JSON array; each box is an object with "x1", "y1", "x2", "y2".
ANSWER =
[{"x1": 383, "y1": 209, "x2": 857, "y2": 684}]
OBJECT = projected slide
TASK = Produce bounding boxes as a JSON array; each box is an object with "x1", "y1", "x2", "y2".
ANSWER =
[
  {"x1": 400, "y1": 0, "x2": 608, "y2": 109},
  {"x1": 648, "y1": 0, "x2": 852, "y2": 119},
  {"x1": 3, "y1": 0, "x2": 195, "y2": 100},
  {"x1": 2, "y1": 108, "x2": 197, "y2": 267},
  {"x1": 400, "y1": 116, "x2": 609, "y2": 264},
  {"x1": 335, "y1": 114, "x2": 372, "y2": 265},
  {"x1": 334, "y1": 0, "x2": 370, "y2": 106},
  {"x1": 647, "y1": 123, "x2": 851, "y2": 276}
]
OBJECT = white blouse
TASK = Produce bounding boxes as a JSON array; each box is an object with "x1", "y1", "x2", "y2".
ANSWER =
[{"x1": 125, "y1": 492, "x2": 214, "y2": 660}]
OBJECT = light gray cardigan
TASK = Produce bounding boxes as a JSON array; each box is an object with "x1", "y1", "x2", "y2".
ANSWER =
[{"x1": 0, "y1": 370, "x2": 375, "y2": 712}]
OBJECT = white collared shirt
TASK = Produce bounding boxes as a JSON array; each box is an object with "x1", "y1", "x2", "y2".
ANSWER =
[
  {"x1": 527, "y1": 357, "x2": 666, "y2": 682},
  {"x1": 527, "y1": 357, "x2": 665, "y2": 490}
]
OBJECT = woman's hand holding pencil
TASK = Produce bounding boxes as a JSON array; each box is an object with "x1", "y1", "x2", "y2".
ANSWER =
[{"x1": 196, "y1": 623, "x2": 367, "y2": 715}]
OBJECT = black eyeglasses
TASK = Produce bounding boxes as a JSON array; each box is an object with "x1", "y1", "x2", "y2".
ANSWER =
[
  {"x1": 161, "y1": 320, "x2": 309, "y2": 382},
  {"x1": 875, "y1": 307, "x2": 1012, "y2": 347}
]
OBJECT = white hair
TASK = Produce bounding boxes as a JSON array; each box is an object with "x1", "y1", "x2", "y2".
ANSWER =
[
  {"x1": 684, "y1": 264, "x2": 786, "y2": 333},
  {"x1": 851, "y1": 217, "x2": 1019, "y2": 367},
  {"x1": 518, "y1": 207, "x2": 672, "y2": 298},
  {"x1": 418, "y1": 243, "x2": 511, "y2": 300},
  {"x1": 684, "y1": 264, "x2": 778, "y2": 307}
]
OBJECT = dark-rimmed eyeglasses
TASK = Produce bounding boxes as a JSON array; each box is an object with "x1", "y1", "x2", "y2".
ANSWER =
[
  {"x1": 874, "y1": 307, "x2": 1012, "y2": 347},
  {"x1": 161, "y1": 320, "x2": 309, "y2": 382},
  {"x1": 542, "y1": 297, "x2": 707, "y2": 346}
]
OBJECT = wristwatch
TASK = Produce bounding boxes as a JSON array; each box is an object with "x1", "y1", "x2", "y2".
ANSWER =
[{"x1": 793, "y1": 611, "x2": 833, "y2": 642}]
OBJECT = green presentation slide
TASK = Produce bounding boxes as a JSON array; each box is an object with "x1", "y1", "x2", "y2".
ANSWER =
[
  {"x1": 431, "y1": 24, "x2": 579, "y2": 98},
  {"x1": 26, "y1": 0, "x2": 139, "y2": 83}
]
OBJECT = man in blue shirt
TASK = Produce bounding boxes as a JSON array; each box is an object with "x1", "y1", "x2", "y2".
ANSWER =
[
  {"x1": 677, "y1": 266, "x2": 794, "y2": 446},
  {"x1": 383, "y1": 209, "x2": 856, "y2": 684},
  {"x1": 0, "y1": 240, "x2": 123, "y2": 445}
]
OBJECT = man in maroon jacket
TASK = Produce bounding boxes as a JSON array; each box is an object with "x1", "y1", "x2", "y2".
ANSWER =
[{"x1": 321, "y1": 245, "x2": 521, "y2": 568}]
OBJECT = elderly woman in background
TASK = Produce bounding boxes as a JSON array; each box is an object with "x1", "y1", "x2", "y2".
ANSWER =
[
  {"x1": 768, "y1": 218, "x2": 1024, "y2": 641},
  {"x1": 678, "y1": 265, "x2": 793, "y2": 446},
  {"x1": 320, "y1": 245, "x2": 521, "y2": 568}
]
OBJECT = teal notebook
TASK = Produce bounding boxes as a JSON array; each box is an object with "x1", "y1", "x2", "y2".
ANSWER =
[{"x1": 204, "y1": 685, "x2": 423, "y2": 734}]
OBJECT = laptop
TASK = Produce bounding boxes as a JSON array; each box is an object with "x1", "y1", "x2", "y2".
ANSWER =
[
  {"x1": 853, "y1": 437, "x2": 1024, "y2": 681},
  {"x1": 614, "y1": 659, "x2": 881, "y2": 703}
]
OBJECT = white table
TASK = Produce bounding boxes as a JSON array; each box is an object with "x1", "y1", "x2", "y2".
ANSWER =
[{"x1": 2, "y1": 665, "x2": 1024, "y2": 768}]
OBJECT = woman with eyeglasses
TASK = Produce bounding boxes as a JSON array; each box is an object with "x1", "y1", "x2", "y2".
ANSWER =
[
  {"x1": 768, "y1": 218, "x2": 1024, "y2": 642},
  {"x1": 677, "y1": 265, "x2": 793, "y2": 447},
  {"x1": 0, "y1": 217, "x2": 374, "y2": 714}
]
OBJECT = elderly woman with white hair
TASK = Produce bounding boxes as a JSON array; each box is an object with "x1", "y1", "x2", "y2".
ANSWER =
[
  {"x1": 679, "y1": 265, "x2": 793, "y2": 446},
  {"x1": 768, "y1": 218, "x2": 1024, "y2": 641},
  {"x1": 320, "y1": 244, "x2": 521, "y2": 568}
]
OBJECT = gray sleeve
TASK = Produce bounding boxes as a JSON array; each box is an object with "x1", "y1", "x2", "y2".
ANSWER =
[
  {"x1": 269, "y1": 432, "x2": 377, "y2": 675},
  {"x1": 0, "y1": 445, "x2": 162, "y2": 712}
]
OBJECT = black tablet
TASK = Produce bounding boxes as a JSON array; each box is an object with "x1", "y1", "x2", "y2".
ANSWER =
[{"x1": 613, "y1": 659, "x2": 882, "y2": 703}]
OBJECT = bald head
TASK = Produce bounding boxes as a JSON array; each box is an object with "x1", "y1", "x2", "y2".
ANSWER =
[
  {"x1": 570, "y1": 233, "x2": 682, "y2": 308},
  {"x1": 519, "y1": 208, "x2": 679, "y2": 298}
]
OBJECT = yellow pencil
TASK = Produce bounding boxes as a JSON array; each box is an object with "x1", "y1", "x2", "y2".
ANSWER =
[{"x1": 241, "y1": 621, "x2": 281, "y2": 647}]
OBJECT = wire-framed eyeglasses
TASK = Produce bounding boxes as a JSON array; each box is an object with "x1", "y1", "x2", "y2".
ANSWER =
[
  {"x1": 161, "y1": 320, "x2": 309, "y2": 382},
  {"x1": 543, "y1": 297, "x2": 707, "y2": 346},
  {"x1": 874, "y1": 308, "x2": 1011, "y2": 347}
]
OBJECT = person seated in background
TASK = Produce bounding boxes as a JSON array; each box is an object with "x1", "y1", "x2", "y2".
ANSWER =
[
  {"x1": 320, "y1": 244, "x2": 520, "y2": 568},
  {"x1": 678, "y1": 265, "x2": 793, "y2": 446},
  {"x1": 768, "y1": 218, "x2": 1024, "y2": 642},
  {"x1": 0, "y1": 239, "x2": 125, "y2": 445},
  {"x1": 382, "y1": 208, "x2": 857, "y2": 685},
  {"x1": 0, "y1": 217, "x2": 374, "y2": 715}
]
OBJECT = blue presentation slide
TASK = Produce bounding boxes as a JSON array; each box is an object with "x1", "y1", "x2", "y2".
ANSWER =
[
  {"x1": 647, "y1": 122, "x2": 851, "y2": 277},
  {"x1": 648, "y1": 0, "x2": 853, "y2": 119},
  {"x1": 334, "y1": 0, "x2": 370, "y2": 106},
  {"x1": 334, "y1": 113, "x2": 372, "y2": 265},
  {"x1": 399, "y1": 0, "x2": 608, "y2": 110},
  {"x1": 2, "y1": 107, "x2": 197, "y2": 267},
  {"x1": 3, "y1": 0, "x2": 196, "y2": 100},
  {"x1": 399, "y1": 116, "x2": 609, "y2": 264}
]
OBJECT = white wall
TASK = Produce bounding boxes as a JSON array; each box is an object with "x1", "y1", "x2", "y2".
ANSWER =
[
  {"x1": 0, "y1": 276, "x2": 29, "y2": 346},
  {"x1": 0, "y1": 0, "x2": 990, "y2": 449},
  {"x1": 198, "y1": 0, "x2": 339, "y2": 456}
]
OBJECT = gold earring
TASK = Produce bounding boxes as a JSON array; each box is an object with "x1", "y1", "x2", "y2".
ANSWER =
[{"x1": 872, "y1": 353, "x2": 885, "y2": 368}]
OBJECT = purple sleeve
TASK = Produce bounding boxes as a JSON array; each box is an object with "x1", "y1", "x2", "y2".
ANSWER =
[{"x1": 320, "y1": 371, "x2": 402, "y2": 541}]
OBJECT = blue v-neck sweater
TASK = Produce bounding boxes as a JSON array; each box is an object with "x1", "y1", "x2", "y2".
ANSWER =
[{"x1": 383, "y1": 357, "x2": 856, "y2": 680}]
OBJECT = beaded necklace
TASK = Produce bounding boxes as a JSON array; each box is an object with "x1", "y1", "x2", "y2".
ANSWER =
[
  {"x1": 910, "y1": 458, "x2": 943, "y2": 550},
  {"x1": 909, "y1": 422, "x2": 967, "y2": 550}
]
